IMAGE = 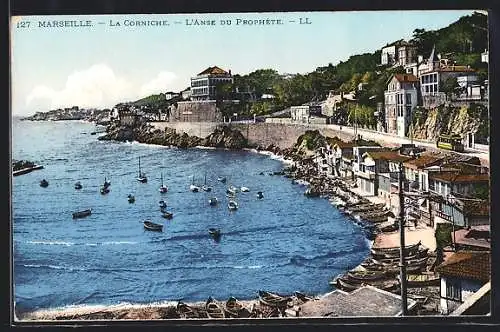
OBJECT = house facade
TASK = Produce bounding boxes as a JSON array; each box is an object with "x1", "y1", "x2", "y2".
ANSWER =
[
  {"x1": 190, "y1": 66, "x2": 233, "y2": 101},
  {"x1": 290, "y1": 106, "x2": 310, "y2": 123},
  {"x1": 384, "y1": 74, "x2": 419, "y2": 137},
  {"x1": 435, "y1": 251, "x2": 490, "y2": 315}
]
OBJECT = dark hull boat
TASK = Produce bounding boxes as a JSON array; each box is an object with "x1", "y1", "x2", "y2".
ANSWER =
[
  {"x1": 209, "y1": 228, "x2": 221, "y2": 240},
  {"x1": 127, "y1": 194, "x2": 135, "y2": 203},
  {"x1": 162, "y1": 211, "x2": 173, "y2": 219},
  {"x1": 205, "y1": 297, "x2": 225, "y2": 319},
  {"x1": 258, "y1": 290, "x2": 291, "y2": 308},
  {"x1": 143, "y1": 220, "x2": 163, "y2": 232},
  {"x1": 177, "y1": 302, "x2": 198, "y2": 319},
  {"x1": 256, "y1": 191, "x2": 264, "y2": 199},
  {"x1": 74, "y1": 181, "x2": 83, "y2": 190},
  {"x1": 209, "y1": 197, "x2": 218, "y2": 206},
  {"x1": 224, "y1": 296, "x2": 246, "y2": 318},
  {"x1": 159, "y1": 200, "x2": 167, "y2": 209},
  {"x1": 370, "y1": 241, "x2": 421, "y2": 258},
  {"x1": 40, "y1": 179, "x2": 49, "y2": 187},
  {"x1": 100, "y1": 187, "x2": 110, "y2": 195},
  {"x1": 72, "y1": 209, "x2": 92, "y2": 219}
]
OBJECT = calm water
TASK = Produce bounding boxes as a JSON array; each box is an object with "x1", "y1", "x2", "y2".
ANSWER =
[{"x1": 12, "y1": 118, "x2": 370, "y2": 313}]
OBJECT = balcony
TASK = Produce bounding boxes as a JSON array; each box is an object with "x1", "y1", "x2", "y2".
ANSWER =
[{"x1": 355, "y1": 170, "x2": 376, "y2": 180}]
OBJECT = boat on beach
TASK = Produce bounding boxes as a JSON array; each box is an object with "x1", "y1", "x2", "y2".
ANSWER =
[
  {"x1": 143, "y1": 220, "x2": 163, "y2": 232},
  {"x1": 205, "y1": 297, "x2": 225, "y2": 319},
  {"x1": 403, "y1": 273, "x2": 440, "y2": 287},
  {"x1": 347, "y1": 270, "x2": 387, "y2": 281},
  {"x1": 370, "y1": 241, "x2": 421, "y2": 257},
  {"x1": 136, "y1": 157, "x2": 147, "y2": 183},
  {"x1": 224, "y1": 296, "x2": 245, "y2": 318},
  {"x1": 189, "y1": 175, "x2": 200, "y2": 192},
  {"x1": 294, "y1": 291, "x2": 315, "y2": 303},
  {"x1": 159, "y1": 173, "x2": 168, "y2": 193},
  {"x1": 40, "y1": 179, "x2": 49, "y2": 187},
  {"x1": 162, "y1": 211, "x2": 173, "y2": 219},
  {"x1": 177, "y1": 302, "x2": 199, "y2": 319},
  {"x1": 258, "y1": 290, "x2": 291, "y2": 308},
  {"x1": 72, "y1": 209, "x2": 92, "y2": 219}
]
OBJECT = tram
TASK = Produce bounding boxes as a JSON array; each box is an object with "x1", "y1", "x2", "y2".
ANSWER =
[{"x1": 436, "y1": 134, "x2": 464, "y2": 152}]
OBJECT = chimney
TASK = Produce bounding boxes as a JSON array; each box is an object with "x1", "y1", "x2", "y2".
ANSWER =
[{"x1": 228, "y1": 69, "x2": 232, "y2": 75}]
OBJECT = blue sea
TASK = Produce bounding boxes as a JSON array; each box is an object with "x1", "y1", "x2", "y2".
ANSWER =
[{"x1": 12, "y1": 118, "x2": 370, "y2": 313}]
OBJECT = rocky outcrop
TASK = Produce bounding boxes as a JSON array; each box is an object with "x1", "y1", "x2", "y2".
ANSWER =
[
  {"x1": 411, "y1": 105, "x2": 484, "y2": 141},
  {"x1": 98, "y1": 123, "x2": 248, "y2": 149}
]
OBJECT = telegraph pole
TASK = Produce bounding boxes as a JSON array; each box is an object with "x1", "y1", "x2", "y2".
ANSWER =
[{"x1": 398, "y1": 161, "x2": 408, "y2": 315}]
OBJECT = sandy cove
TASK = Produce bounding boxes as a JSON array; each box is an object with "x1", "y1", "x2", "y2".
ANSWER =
[{"x1": 16, "y1": 147, "x2": 438, "y2": 321}]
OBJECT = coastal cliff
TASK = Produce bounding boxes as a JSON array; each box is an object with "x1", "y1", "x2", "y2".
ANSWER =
[{"x1": 98, "y1": 122, "x2": 249, "y2": 149}]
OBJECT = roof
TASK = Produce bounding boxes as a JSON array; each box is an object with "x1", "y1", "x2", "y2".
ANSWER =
[
  {"x1": 435, "y1": 251, "x2": 490, "y2": 282},
  {"x1": 403, "y1": 154, "x2": 444, "y2": 169},
  {"x1": 454, "y1": 227, "x2": 490, "y2": 249},
  {"x1": 299, "y1": 286, "x2": 417, "y2": 317},
  {"x1": 430, "y1": 172, "x2": 490, "y2": 183},
  {"x1": 333, "y1": 141, "x2": 356, "y2": 149},
  {"x1": 197, "y1": 66, "x2": 230, "y2": 76},
  {"x1": 364, "y1": 151, "x2": 413, "y2": 162},
  {"x1": 393, "y1": 74, "x2": 419, "y2": 83}
]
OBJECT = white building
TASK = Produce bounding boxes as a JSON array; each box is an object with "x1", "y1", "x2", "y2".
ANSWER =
[
  {"x1": 384, "y1": 74, "x2": 419, "y2": 137},
  {"x1": 290, "y1": 106, "x2": 310, "y2": 123},
  {"x1": 435, "y1": 251, "x2": 490, "y2": 315},
  {"x1": 190, "y1": 66, "x2": 233, "y2": 101}
]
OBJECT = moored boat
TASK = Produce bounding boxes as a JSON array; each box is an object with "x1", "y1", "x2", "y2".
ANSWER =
[
  {"x1": 189, "y1": 175, "x2": 199, "y2": 192},
  {"x1": 202, "y1": 173, "x2": 212, "y2": 192},
  {"x1": 72, "y1": 209, "x2": 92, "y2": 219},
  {"x1": 256, "y1": 191, "x2": 264, "y2": 199},
  {"x1": 127, "y1": 194, "x2": 135, "y2": 203},
  {"x1": 258, "y1": 290, "x2": 291, "y2": 307},
  {"x1": 217, "y1": 176, "x2": 227, "y2": 183},
  {"x1": 240, "y1": 186, "x2": 249, "y2": 192},
  {"x1": 159, "y1": 200, "x2": 167, "y2": 209},
  {"x1": 205, "y1": 297, "x2": 225, "y2": 319},
  {"x1": 74, "y1": 181, "x2": 83, "y2": 190},
  {"x1": 103, "y1": 177, "x2": 111, "y2": 189},
  {"x1": 177, "y1": 302, "x2": 198, "y2": 319},
  {"x1": 143, "y1": 220, "x2": 163, "y2": 232},
  {"x1": 228, "y1": 200, "x2": 238, "y2": 211},
  {"x1": 209, "y1": 197, "x2": 218, "y2": 206},
  {"x1": 162, "y1": 211, "x2": 173, "y2": 219},
  {"x1": 100, "y1": 186, "x2": 110, "y2": 195},
  {"x1": 40, "y1": 179, "x2": 49, "y2": 187},
  {"x1": 208, "y1": 228, "x2": 221, "y2": 240}
]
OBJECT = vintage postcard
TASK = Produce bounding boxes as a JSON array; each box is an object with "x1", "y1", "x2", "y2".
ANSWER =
[{"x1": 10, "y1": 8, "x2": 491, "y2": 324}]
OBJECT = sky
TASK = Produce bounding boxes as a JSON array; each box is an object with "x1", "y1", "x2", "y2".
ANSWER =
[{"x1": 10, "y1": 10, "x2": 482, "y2": 116}]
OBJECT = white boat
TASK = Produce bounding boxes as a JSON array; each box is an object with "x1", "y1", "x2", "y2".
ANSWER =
[
  {"x1": 190, "y1": 175, "x2": 199, "y2": 192},
  {"x1": 229, "y1": 185, "x2": 239, "y2": 193},
  {"x1": 217, "y1": 176, "x2": 227, "y2": 183},
  {"x1": 228, "y1": 200, "x2": 238, "y2": 211},
  {"x1": 240, "y1": 186, "x2": 250, "y2": 192},
  {"x1": 159, "y1": 173, "x2": 168, "y2": 193},
  {"x1": 136, "y1": 157, "x2": 147, "y2": 183},
  {"x1": 202, "y1": 173, "x2": 212, "y2": 192}
]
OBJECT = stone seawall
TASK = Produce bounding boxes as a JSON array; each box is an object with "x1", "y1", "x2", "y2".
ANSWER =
[{"x1": 151, "y1": 121, "x2": 353, "y2": 149}]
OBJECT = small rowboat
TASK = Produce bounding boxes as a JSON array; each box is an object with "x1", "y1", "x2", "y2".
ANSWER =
[
  {"x1": 205, "y1": 297, "x2": 225, "y2": 319},
  {"x1": 347, "y1": 270, "x2": 387, "y2": 281},
  {"x1": 127, "y1": 194, "x2": 135, "y2": 203},
  {"x1": 217, "y1": 176, "x2": 227, "y2": 183},
  {"x1": 371, "y1": 241, "x2": 421, "y2": 257},
  {"x1": 159, "y1": 200, "x2": 167, "y2": 209},
  {"x1": 40, "y1": 179, "x2": 49, "y2": 187},
  {"x1": 208, "y1": 228, "x2": 221, "y2": 240},
  {"x1": 256, "y1": 191, "x2": 264, "y2": 199},
  {"x1": 294, "y1": 291, "x2": 314, "y2": 303},
  {"x1": 404, "y1": 273, "x2": 440, "y2": 287},
  {"x1": 143, "y1": 220, "x2": 163, "y2": 232},
  {"x1": 177, "y1": 302, "x2": 198, "y2": 319},
  {"x1": 162, "y1": 211, "x2": 173, "y2": 219},
  {"x1": 240, "y1": 186, "x2": 250, "y2": 192},
  {"x1": 209, "y1": 197, "x2": 218, "y2": 206},
  {"x1": 74, "y1": 181, "x2": 83, "y2": 190},
  {"x1": 224, "y1": 296, "x2": 243, "y2": 318},
  {"x1": 258, "y1": 290, "x2": 291, "y2": 308},
  {"x1": 100, "y1": 187, "x2": 110, "y2": 195},
  {"x1": 72, "y1": 209, "x2": 92, "y2": 219}
]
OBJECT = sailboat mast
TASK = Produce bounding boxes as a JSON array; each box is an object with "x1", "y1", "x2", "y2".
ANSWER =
[{"x1": 138, "y1": 157, "x2": 141, "y2": 176}]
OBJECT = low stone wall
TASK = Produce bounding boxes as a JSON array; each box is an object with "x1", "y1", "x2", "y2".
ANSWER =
[{"x1": 150, "y1": 121, "x2": 352, "y2": 149}]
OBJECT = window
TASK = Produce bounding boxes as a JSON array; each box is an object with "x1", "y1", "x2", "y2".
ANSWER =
[
  {"x1": 446, "y1": 279, "x2": 462, "y2": 301},
  {"x1": 406, "y1": 93, "x2": 412, "y2": 104}
]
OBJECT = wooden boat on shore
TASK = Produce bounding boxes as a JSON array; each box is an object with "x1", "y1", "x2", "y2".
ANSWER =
[
  {"x1": 258, "y1": 290, "x2": 291, "y2": 307},
  {"x1": 177, "y1": 302, "x2": 198, "y2": 319},
  {"x1": 136, "y1": 157, "x2": 147, "y2": 183},
  {"x1": 143, "y1": 220, "x2": 163, "y2": 232},
  {"x1": 294, "y1": 291, "x2": 315, "y2": 303},
  {"x1": 373, "y1": 248, "x2": 429, "y2": 263},
  {"x1": 205, "y1": 297, "x2": 225, "y2": 319},
  {"x1": 334, "y1": 276, "x2": 360, "y2": 292},
  {"x1": 371, "y1": 241, "x2": 421, "y2": 257},
  {"x1": 72, "y1": 209, "x2": 92, "y2": 219},
  {"x1": 224, "y1": 296, "x2": 245, "y2": 318},
  {"x1": 74, "y1": 181, "x2": 83, "y2": 190},
  {"x1": 40, "y1": 179, "x2": 49, "y2": 187},
  {"x1": 347, "y1": 270, "x2": 387, "y2": 281}
]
